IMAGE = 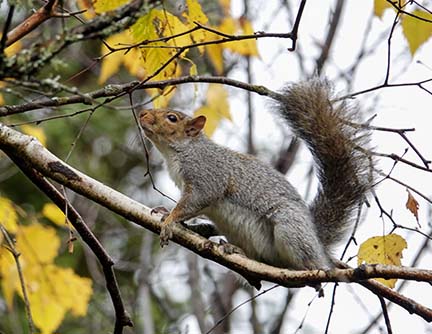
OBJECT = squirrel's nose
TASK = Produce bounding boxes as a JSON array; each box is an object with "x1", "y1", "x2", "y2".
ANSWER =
[{"x1": 139, "y1": 110, "x2": 155, "y2": 126}]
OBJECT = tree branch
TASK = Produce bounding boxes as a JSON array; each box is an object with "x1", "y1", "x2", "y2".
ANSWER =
[
  {"x1": 5, "y1": 0, "x2": 58, "y2": 47},
  {"x1": 0, "y1": 225, "x2": 35, "y2": 334},
  {"x1": 1, "y1": 123, "x2": 432, "y2": 323},
  {"x1": 1, "y1": 0, "x2": 148, "y2": 78},
  {"x1": 0, "y1": 76, "x2": 281, "y2": 117}
]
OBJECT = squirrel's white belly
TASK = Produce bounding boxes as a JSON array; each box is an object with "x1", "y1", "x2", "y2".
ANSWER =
[{"x1": 204, "y1": 200, "x2": 276, "y2": 263}]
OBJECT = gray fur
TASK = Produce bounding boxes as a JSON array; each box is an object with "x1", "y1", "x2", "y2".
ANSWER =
[{"x1": 144, "y1": 79, "x2": 371, "y2": 270}]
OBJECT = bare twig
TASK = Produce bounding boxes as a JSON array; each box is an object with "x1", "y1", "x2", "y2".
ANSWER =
[
  {"x1": 324, "y1": 283, "x2": 339, "y2": 334},
  {"x1": 340, "y1": 77, "x2": 432, "y2": 100},
  {"x1": 287, "y1": 0, "x2": 307, "y2": 51},
  {"x1": 378, "y1": 295, "x2": 393, "y2": 334},
  {"x1": 206, "y1": 285, "x2": 279, "y2": 334},
  {"x1": 269, "y1": 290, "x2": 296, "y2": 334},
  {"x1": 384, "y1": 9, "x2": 401, "y2": 85},
  {"x1": 0, "y1": 224, "x2": 35, "y2": 334},
  {"x1": 316, "y1": 0, "x2": 345, "y2": 74},
  {"x1": 0, "y1": 5, "x2": 15, "y2": 54},
  {"x1": 386, "y1": 0, "x2": 432, "y2": 23}
]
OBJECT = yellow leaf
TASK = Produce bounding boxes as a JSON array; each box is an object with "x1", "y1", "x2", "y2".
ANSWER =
[
  {"x1": 401, "y1": 10, "x2": 432, "y2": 56},
  {"x1": 183, "y1": 0, "x2": 209, "y2": 52},
  {"x1": 0, "y1": 223, "x2": 93, "y2": 333},
  {"x1": 193, "y1": 84, "x2": 231, "y2": 137},
  {"x1": 219, "y1": 0, "x2": 231, "y2": 15},
  {"x1": 94, "y1": 0, "x2": 130, "y2": 13},
  {"x1": 0, "y1": 81, "x2": 5, "y2": 106},
  {"x1": 218, "y1": 17, "x2": 259, "y2": 57},
  {"x1": 142, "y1": 43, "x2": 179, "y2": 81},
  {"x1": 373, "y1": 0, "x2": 393, "y2": 18},
  {"x1": 0, "y1": 247, "x2": 18, "y2": 308},
  {"x1": 149, "y1": 86, "x2": 177, "y2": 109},
  {"x1": 206, "y1": 84, "x2": 231, "y2": 120},
  {"x1": 42, "y1": 203, "x2": 68, "y2": 226},
  {"x1": 238, "y1": 18, "x2": 259, "y2": 56},
  {"x1": 53, "y1": 267, "x2": 93, "y2": 316},
  {"x1": 194, "y1": 106, "x2": 216, "y2": 136},
  {"x1": 123, "y1": 47, "x2": 146, "y2": 79},
  {"x1": 184, "y1": 0, "x2": 208, "y2": 25},
  {"x1": 29, "y1": 271, "x2": 66, "y2": 334},
  {"x1": 206, "y1": 43, "x2": 224, "y2": 74},
  {"x1": 0, "y1": 197, "x2": 18, "y2": 233},
  {"x1": 76, "y1": 0, "x2": 96, "y2": 20},
  {"x1": 99, "y1": 31, "x2": 130, "y2": 84},
  {"x1": 189, "y1": 62, "x2": 198, "y2": 76},
  {"x1": 28, "y1": 265, "x2": 92, "y2": 334},
  {"x1": 358, "y1": 234, "x2": 407, "y2": 288},
  {"x1": 133, "y1": 9, "x2": 192, "y2": 48},
  {"x1": 99, "y1": 31, "x2": 145, "y2": 83},
  {"x1": 17, "y1": 224, "x2": 60, "y2": 265},
  {"x1": 21, "y1": 124, "x2": 47, "y2": 147},
  {"x1": 131, "y1": 9, "x2": 189, "y2": 82},
  {"x1": 4, "y1": 40, "x2": 22, "y2": 57},
  {"x1": 219, "y1": 17, "x2": 236, "y2": 35}
]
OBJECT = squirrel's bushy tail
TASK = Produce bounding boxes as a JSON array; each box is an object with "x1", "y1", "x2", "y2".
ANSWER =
[{"x1": 276, "y1": 79, "x2": 371, "y2": 249}]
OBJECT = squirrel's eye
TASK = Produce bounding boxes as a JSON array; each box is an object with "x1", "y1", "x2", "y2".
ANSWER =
[{"x1": 167, "y1": 114, "x2": 178, "y2": 123}]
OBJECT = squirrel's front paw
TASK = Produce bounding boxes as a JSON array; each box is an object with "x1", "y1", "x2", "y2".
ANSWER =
[
  {"x1": 151, "y1": 206, "x2": 170, "y2": 220},
  {"x1": 218, "y1": 239, "x2": 245, "y2": 255},
  {"x1": 160, "y1": 225, "x2": 173, "y2": 247}
]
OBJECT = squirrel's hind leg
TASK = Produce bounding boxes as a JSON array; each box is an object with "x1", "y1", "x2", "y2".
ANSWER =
[{"x1": 272, "y1": 215, "x2": 332, "y2": 270}]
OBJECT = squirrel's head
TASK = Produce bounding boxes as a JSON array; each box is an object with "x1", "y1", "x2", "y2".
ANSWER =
[{"x1": 139, "y1": 108, "x2": 206, "y2": 150}]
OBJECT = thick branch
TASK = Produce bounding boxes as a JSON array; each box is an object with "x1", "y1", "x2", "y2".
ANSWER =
[
  {"x1": 6, "y1": 0, "x2": 58, "y2": 47},
  {"x1": 1, "y1": 124, "x2": 432, "y2": 323},
  {"x1": 0, "y1": 76, "x2": 280, "y2": 117},
  {"x1": 1, "y1": 0, "x2": 147, "y2": 78}
]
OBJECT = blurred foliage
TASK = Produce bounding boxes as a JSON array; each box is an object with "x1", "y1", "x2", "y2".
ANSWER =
[{"x1": 0, "y1": 0, "x2": 253, "y2": 332}]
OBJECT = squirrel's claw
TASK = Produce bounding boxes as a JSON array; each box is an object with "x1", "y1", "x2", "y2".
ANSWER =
[
  {"x1": 160, "y1": 224, "x2": 173, "y2": 247},
  {"x1": 218, "y1": 239, "x2": 246, "y2": 256},
  {"x1": 151, "y1": 206, "x2": 170, "y2": 220}
]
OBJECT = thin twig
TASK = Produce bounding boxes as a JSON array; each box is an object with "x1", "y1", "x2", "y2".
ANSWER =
[
  {"x1": 0, "y1": 224, "x2": 35, "y2": 334},
  {"x1": 316, "y1": 0, "x2": 344, "y2": 74},
  {"x1": 378, "y1": 295, "x2": 393, "y2": 334},
  {"x1": 0, "y1": 5, "x2": 15, "y2": 54},
  {"x1": 324, "y1": 283, "x2": 339, "y2": 334},
  {"x1": 206, "y1": 285, "x2": 279, "y2": 334},
  {"x1": 287, "y1": 0, "x2": 307, "y2": 51},
  {"x1": 128, "y1": 93, "x2": 176, "y2": 203}
]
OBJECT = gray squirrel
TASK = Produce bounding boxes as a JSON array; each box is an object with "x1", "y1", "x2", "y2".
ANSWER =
[{"x1": 139, "y1": 79, "x2": 371, "y2": 270}]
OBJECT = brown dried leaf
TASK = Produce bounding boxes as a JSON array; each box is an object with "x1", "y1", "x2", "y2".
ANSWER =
[{"x1": 406, "y1": 189, "x2": 419, "y2": 225}]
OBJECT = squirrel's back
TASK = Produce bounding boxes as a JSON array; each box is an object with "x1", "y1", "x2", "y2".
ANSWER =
[
  {"x1": 172, "y1": 135, "x2": 328, "y2": 268},
  {"x1": 275, "y1": 79, "x2": 371, "y2": 249}
]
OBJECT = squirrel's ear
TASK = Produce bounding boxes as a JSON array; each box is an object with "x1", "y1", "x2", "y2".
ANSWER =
[{"x1": 186, "y1": 116, "x2": 206, "y2": 137}]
